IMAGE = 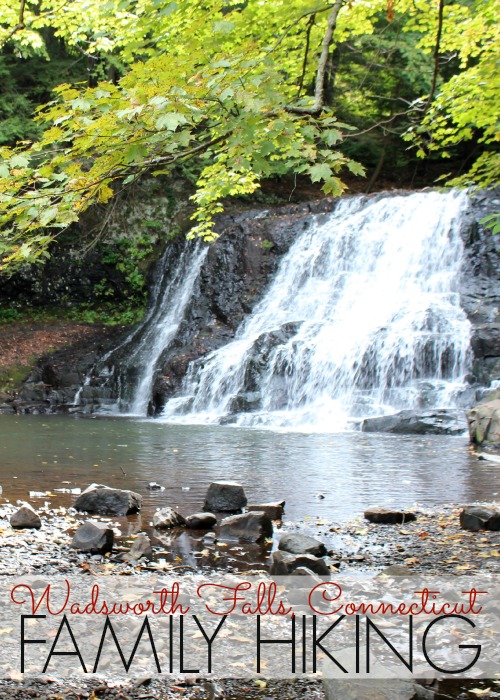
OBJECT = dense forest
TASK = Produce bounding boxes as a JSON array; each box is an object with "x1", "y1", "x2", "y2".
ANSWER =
[{"x1": 0, "y1": 0, "x2": 497, "y2": 273}]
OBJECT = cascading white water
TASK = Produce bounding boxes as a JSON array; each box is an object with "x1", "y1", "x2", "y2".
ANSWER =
[
  {"x1": 160, "y1": 190, "x2": 472, "y2": 430},
  {"x1": 100, "y1": 244, "x2": 208, "y2": 415},
  {"x1": 127, "y1": 245, "x2": 207, "y2": 415}
]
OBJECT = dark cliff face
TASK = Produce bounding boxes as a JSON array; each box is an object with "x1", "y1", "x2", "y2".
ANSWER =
[
  {"x1": 149, "y1": 198, "x2": 338, "y2": 415},
  {"x1": 8, "y1": 190, "x2": 500, "y2": 415},
  {"x1": 459, "y1": 188, "x2": 500, "y2": 390}
]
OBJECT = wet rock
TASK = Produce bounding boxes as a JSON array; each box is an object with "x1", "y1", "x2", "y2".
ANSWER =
[
  {"x1": 361, "y1": 409, "x2": 465, "y2": 436},
  {"x1": 467, "y1": 400, "x2": 500, "y2": 445},
  {"x1": 219, "y1": 511, "x2": 273, "y2": 543},
  {"x1": 122, "y1": 533, "x2": 153, "y2": 561},
  {"x1": 377, "y1": 565, "x2": 416, "y2": 577},
  {"x1": 74, "y1": 484, "x2": 142, "y2": 516},
  {"x1": 152, "y1": 507, "x2": 185, "y2": 529},
  {"x1": 247, "y1": 501, "x2": 285, "y2": 520},
  {"x1": 470, "y1": 325, "x2": 500, "y2": 358},
  {"x1": 486, "y1": 512, "x2": 500, "y2": 531},
  {"x1": 185, "y1": 512, "x2": 217, "y2": 529},
  {"x1": 269, "y1": 551, "x2": 330, "y2": 576},
  {"x1": 364, "y1": 507, "x2": 416, "y2": 524},
  {"x1": 204, "y1": 481, "x2": 247, "y2": 512},
  {"x1": 323, "y1": 679, "x2": 434, "y2": 700},
  {"x1": 278, "y1": 533, "x2": 327, "y2": 557},
  {"x1": 71, "y1": 521, "x2": 114, "y2": 554},
  {"x1": 459, "y1": 505, "x2": 499, "y2": 531},
  {"x1": 146, "y1": 482, "x2": 164, "y2": 491},
  {"x1": 10, "y1": 503, "x2": 41, "y2": 530}
]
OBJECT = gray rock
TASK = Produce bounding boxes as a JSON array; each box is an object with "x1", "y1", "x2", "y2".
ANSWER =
[
  {"x1": 377, "y1": 565, "x2": 416, "y2": 577},
  {"x1": 146, "y1": 482, "x2": 164, "y2": 491},
  {"x1": 219, "y1": 511, "x2": 273, "y2": 543},
  {"x1": 459, "y1": 505, "x2": 497, "y2": 531},
  {"x1": 470, "y1": 325, "x2": 500, "y2": 359},
  {"x1": 247, "y1": 501, "x2": 285, "y2": 520},
  {"x1": 467, "y1": 400, "x2": 500, "y2": 444},
  {"x1": 269, "y1": 551, "x2": 330, "y2": 576},
  {"x1": 204, "y1": 481, "x2": 247, "y2": 512},
  {"x1": 74, "y1": 483, "x2": 142, "y2": 516},
  {"x1": 152, "y1": 507, "x2": 185, "y2": 529},
  {"x1": 323, "y1": 679, "x2": 434, "y2": 700},
  {"x1": 364, "y1": 507, "x2": 416, "y2": 525},
  {"x1": 361, "y1": 409, "x2": 465, "y2": 436},
  {"x1": 10, "y1": 502, "x2": 41, "y2": 530},
  {"x1": 185, "y1": 512, "x2": 217, "y2": 529},
  {"x1": 71, "y1": 521, "x2": 114, "y2": 554},
  {"x1": 486, "y1": 512, "x2": 500, "y2": 531},
  {"x1": 278, "y1": 533, "x2": 327, "y2": 557},
  {"x1": 122, "y1": 533, "x2": 153, "y2": 561}
]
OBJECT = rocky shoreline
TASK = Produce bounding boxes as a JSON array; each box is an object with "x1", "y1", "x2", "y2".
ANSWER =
[
  {"x1": 1, "y1": 479, "x2": 498, "y2": 578},
  {"x1": 0, "y1": 485, "x2": 498, "y2": 699}
]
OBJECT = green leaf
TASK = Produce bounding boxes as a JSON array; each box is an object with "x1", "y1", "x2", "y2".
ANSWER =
[
  {"x1": 309, "y1": 163, "x2": 332, "y2": 182},
  {"x1": 155, "y1": 113, "x2": 187, "y2": 131}
]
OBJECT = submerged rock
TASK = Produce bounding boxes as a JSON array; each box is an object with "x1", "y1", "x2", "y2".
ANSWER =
[
  {"x1": 364, "y1": 507, "x2": 416, "y2": 524},
  {"x1": 10, "y1": 502, "x2": 41, "y2": 530},
  {"x1": 219, "y1": 511, "x2": 273, "y2": 543},
  {"x1": 459, "y1": 505, "x2": 500, "y2": 531},
  {"x1": 122, "y1": 533, "x2": 153, "y2": 561},
  {"x1": 269, "y1": 551, "x2": 330, "y2": 576},
  {"x1": 185, "y1": 512, "x2": 217, "y2": 529},
  {"x1": 278, "y1": 533, "x2": 327, "y2": 557},
  {"x1": 152, "y1": 507, "x2": 185, "y2": 529},
  {"x1": 467, "y1": 399, "x2": 500, "y2": 445},
  {"x1": 71, "y1": 521, "x2": 114, "y2": 554},
  {"x1": 361, "y1": 409, "x2": 465, "y2": 435},
  {"x1": 146, "y1": 482, "x2": 164, "y2": 491},
  {"x1": 204, "y1": 481, "x2": 247, "y2": 512},
  {"x1": 74, "y1": 484, "x2": 142, "y2": 516}
]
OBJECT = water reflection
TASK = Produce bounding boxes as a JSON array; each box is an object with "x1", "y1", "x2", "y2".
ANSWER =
[{"x1": 0, "y1": 414, "x2": 496, "y2": 524}]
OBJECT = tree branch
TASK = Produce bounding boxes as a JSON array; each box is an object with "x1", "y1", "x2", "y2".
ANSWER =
[
  {"x1": 0, "y1": 0, "x2": 26, "y2": 48},
  {"x1": 286, "y1": 0, "x2": 343, "y2": 115},
  {"x1": 297, "y1": 14, "x2": 316, "y2": 98},
  {"x1": 424, "y1": 0, "x2": 444, "y2": 111}
]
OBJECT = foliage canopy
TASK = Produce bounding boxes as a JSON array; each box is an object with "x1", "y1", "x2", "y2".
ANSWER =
[{"x1": 0, "y1": 0, "x2": 498, "y2": 270}]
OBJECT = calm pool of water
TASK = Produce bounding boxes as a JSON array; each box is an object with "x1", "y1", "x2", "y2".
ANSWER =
[{"x1": 0, "y1": 414, "x2": 497, "y2": 523}]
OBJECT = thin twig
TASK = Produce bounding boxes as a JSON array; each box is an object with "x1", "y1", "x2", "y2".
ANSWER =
[{"x1": 0, "y1": 0, "x2": 26, "y2": 48}]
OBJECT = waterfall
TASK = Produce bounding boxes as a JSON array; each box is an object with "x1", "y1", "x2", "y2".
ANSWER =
[
  {"x1": 84, "y1": 243, "x2": 208, "y2": 415},
  {"x1": 160, "y1": 190, "x2": 472, "y2": 430}
]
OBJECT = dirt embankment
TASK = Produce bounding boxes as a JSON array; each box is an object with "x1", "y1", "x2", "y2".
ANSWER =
[{"x1": 0, "y1": 321, "x2": 126, "y2": 410}]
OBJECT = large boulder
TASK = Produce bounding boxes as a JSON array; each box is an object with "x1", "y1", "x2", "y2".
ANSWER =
[
  {"x1": 71, "y1": 521, "x2": 114, "y2": 554},
  {"x1": 269, "y1": 551, "x2": 330, "y2": 576},
  {"x1": 204, "y1": 481, "x2": 247, "y2": 512},
  {"x1": 361, "y1": 409, "x2": 465, "y2": 436},
  {"x1": 10, "y1": 502, "x2": 41, "y2": 530},
  {"x1": 219, "y1": 511, "x2": 273, "y2": 543},
  {"x1": 185, "y1": 512, "x2": 217, "y2": 529},
  {"x1": 278, "y1": 533, "x2": 327, "y2": 557},
  {"x1": 152, "y1": 507, "x2": 186, "y2": 529},
  {"x1": 74, "y1": 484, "x2": 142, "y2": 516},
  {"x1": 364, "y1": 507, "x2": 416, "y2": 525},
  {"x1": 459, "y1": 505, "x2": 500, "y2": 531},
  {"x1": 467, "y1": 400, "x2": 500, "y2": 445}
]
